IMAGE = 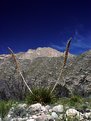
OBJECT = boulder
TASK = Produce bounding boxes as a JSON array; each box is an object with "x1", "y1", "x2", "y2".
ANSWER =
[{"x1": 52, "y1": 105, "x2": 64, "y2": 113}]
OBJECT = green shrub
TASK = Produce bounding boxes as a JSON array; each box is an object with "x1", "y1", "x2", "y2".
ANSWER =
[
  {"x1": 25, "y1": 87, "x2": 56, "y2": 105},
  {"x1": 66, "y1": 117, "x2": 80, "y2": 121},
  {"x1": 69, "y1": 95, "x2": 83, "y2": 106},
  {"x1": 0, "y1": 100, "x2": 13, "y2": 119}
]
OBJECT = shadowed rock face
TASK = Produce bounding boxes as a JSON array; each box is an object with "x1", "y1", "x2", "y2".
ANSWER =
[{"x1": 0, "y1": 48, "x2": 91, "y2": 100}]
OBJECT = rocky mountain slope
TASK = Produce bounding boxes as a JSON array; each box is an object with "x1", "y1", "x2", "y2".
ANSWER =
[
  {"x1": 0, "y1": 47, "x2": 91, "y2": 99},
  {"x1": 63, "y1": 50, "x2": 91, "y2": 97}
]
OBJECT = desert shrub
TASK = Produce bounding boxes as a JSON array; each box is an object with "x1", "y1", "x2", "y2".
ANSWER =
[
  {"x1": 66, "y1": 117, "x2": 80, "y2": 121},
  {"x1": 57, "y1": 95, "x2": 84, "y2": 108},
  {"x1": 0, "y1": 100, "x2": 13, "y2": 119},
  {"x1": 25, "y1": 87, "x2": 56, "y2": 105},
  {"x1": 69, "y1": 95, "x2": 83, "y2": 106}
]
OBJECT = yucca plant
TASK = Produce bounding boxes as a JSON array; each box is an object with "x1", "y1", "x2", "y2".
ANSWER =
[{"x1": 25, "y1": 87, "x2": 56, "y2": 105}]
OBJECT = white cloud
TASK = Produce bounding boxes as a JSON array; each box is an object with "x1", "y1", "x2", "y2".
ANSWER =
[
  {"x1": 72, "y1": 31, "x2": 91, "y2": 49},
  {"x1": 50, "y1": 30, "x2": 91, "y2": 54},
  {"x1": 51, "y1": 44, "x2": 65, "y2": 51}
]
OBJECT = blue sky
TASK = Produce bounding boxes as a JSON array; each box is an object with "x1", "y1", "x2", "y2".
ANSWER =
[
  {"x1": 51, "y1": 29, "x2": 91, "y2": 54},
  {"x1": 0, "y1": 0, "x2": 91, "y2": 55}
]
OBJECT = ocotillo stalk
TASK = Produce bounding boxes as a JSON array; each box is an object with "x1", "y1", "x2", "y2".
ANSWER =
[
  {"x1": 50, "y1": 37, "x2": 72, "y2": 94},
  {"x1": 8, "y1": 47, "x2": 33, "y2": 94}
]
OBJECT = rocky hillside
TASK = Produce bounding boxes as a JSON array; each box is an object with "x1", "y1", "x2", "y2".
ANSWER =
[
  {"x1": 63, "y1": 50, "x2": 91, "y2": 97},
  {"x1": 0, "y1": 47, "x2": 91, "y2": 99}
]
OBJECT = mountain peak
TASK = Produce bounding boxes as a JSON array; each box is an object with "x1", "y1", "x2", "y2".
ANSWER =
[
  {"x1": 0, "y1": 47, "x2": 75, "y2": 60},
  {"x1": 19, "y1": 47, "x2": 74, "y2": 59}
]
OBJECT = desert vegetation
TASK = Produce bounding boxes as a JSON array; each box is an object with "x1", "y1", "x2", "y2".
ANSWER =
[{"x1": 0, "y1": 38, "x2": 91, "y2": 120}]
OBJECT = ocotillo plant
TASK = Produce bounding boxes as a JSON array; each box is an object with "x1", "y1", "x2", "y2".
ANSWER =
[
  {"x1": 50, "y1": 37, "x2": 72, "y2": 94},
  {"x1": 8, "y1": 47, "x2": 33, "y2": 94}
]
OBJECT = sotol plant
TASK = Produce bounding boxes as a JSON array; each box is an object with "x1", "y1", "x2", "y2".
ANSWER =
[
  {"x1": 50, "y1": 37, "x2": 72, "y2": 94},
  {"x1": 8, "y1": 37, "x2": 72, "y2": 104},
  {"x1": 8, "y1": 48, "x2": 56, "y2": 104},
  {"x1": 25, "y1": 87, "x2": 56, "y2": 105},
  {"x1": 8, "y1": 47, "x2": 33, "y2": 95}
]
